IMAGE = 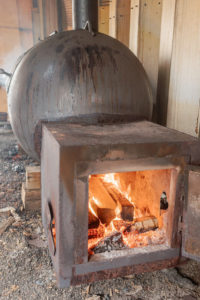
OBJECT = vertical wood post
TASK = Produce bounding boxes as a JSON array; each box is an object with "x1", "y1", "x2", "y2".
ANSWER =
[
  {"x1": 99, "y1": 4, "x2": 109, "y2": 35},
  {"x1": 156, "y1": 0, "x2": 176, "y2": 125},
  {"x1": 116, "y1": 0, "x2": 131, "y2": 47},
  {"x1": 38, "y1": 0, "x2": 45, "y2": 39},
  {"x1": 39, "y1": 0, "x2": 58, "y2": 37},
  {"x1": 167, "y1": 0, "x2": 200, "y2": 137},
  {"x1": 137, "y1": 0, "x2": 163, "y2": 117},
  {"x1": 45, "y1": 0, "x2": 59, "y2": 36},
  {"x1": 129, "y1": 0, "x2": 140, "y2": 56},
  {"x1": 109, "y1": 0, "x2": 117, "y2": 38}
]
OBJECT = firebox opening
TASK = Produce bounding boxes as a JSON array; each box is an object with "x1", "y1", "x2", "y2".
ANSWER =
[{"x1": 88, "y1": 169, "x2": 172, "y2": 259}]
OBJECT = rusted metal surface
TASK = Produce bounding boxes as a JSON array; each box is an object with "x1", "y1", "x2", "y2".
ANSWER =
[
  {"x1": 8, "y1": 29, "x2": 153, "y2": 160},
  {"x1": 182, "y1": 167, "x2": 200, "y2": 261},
  {"x1": 34, "y1": 113, "x2": 147, "y2": 157},
  {"x1": 72, "y1": 0, "x2": 98, "y2": 32},
  {"x1": 70, "y1": 257, "x2": 180, "y2": 287},
  {"x1": 41, "y1": 121, "x2": 200, "y2": 288}
]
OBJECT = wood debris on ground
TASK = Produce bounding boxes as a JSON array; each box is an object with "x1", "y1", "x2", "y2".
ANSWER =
[{"x1": 0, "y1": 216, "x2": 15, "y2": 235}]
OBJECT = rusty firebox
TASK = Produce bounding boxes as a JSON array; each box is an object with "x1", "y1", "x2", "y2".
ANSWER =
[
  {"x1": 3, "y1": 0, "x2": 200, "y2": 289},
  {"x1": 41, "y1": 120, "x2": 200, "y2": 287}
]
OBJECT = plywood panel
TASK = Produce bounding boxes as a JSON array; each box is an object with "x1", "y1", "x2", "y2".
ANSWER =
[
  {"x1": 116, "y1": 0, "x2": 131, "y2": 47},
  {"x1": 38, "y1": 0, "x2": 45, "y2": 39},
  {"x1": 156, "y1": 0, "x2": 176, "y2": 125},
  {"x1": 16, "y1": 0, "x2": 33, "y2": 29},
  {"x1": 0, "y1": 27, "x2": 21, "y2": 113},
  {"x1": 43, "y1": 0, "x2": 58, "y2": 36},
  {"x1": 16, "y1": 0, "x2": 33, "y2": 50},
  {"x1": 32, "y1": 8, "x2": 41, "y2": 44},
  {"x1": 0, "y1": 28, "x2": 22, "y2": 71},
  {"x1": 167, "y1": 0, "x2": 200, "y2": 137},
  {"x1": 129, "y1": 0, "x2": 140, "y2": 56},
  {"x1": 0, "y1": 0, "x2": 18, "y2": 28},
  {"x1": 99, "y1": 5, "x2": 110, "y2": 35},
  {"x1": 0, "y1": 88, "x2": 7, "y2": 113},
  {"x1": 0, "y1": 0, "x2": 34, "y2": 114},
  {"x1": 19, "y1": 31, "x2": 33, "y2": 50},
  {"x1": 138, "y1": 0, "x2": 163, "y2": 105},
  {"x1": 109, "y1": 0, "x2": 117, "y2": 38}
]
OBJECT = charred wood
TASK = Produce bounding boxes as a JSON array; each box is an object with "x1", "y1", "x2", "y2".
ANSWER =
[
  {"x1": 96, "y1": 208, "x2": 116, "y2": 225},
  {"x1": 88, "y1": 210, "x2": 100, "y2": 229},
  {"x1": 100, "y1": 180, "x2": 134, "y2": 221},
  {"x1": 124, "y1": 216, "x2": 158, "y2": 234},
  {"x1": 89, "y1": 176, "x2": 117, "y2": 224},
  {"x1": 112, "y1": 219, "x2": 132, "y2": 231},
  {"x1": 92, "y1": 231, "x2": 127, "y2": 254},
  {"x1": 88, "y1": 225, "x2": 105, "y2": 239}
]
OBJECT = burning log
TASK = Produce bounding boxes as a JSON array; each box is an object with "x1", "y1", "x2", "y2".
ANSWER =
[
  {"x1": 96, "y1": 208, "x2": 116, "y2": 225},
  {"x1": 112, "y1": 216, "x2": 158, "y2": 234},
  {"x1": 100, "y1": 180, "x2": 134, "y2": 221},
  {"x1": 91, "y1": 231, "x2": 127, "y2": 254},
  {"x1": 89, "y1": 176, "x2": 117, "y2": 224},
  {"x1": 89, "y1": 216, "x2": 159, "y2": 255},
  {"x1": 123, "y1": 216, "x2": 158, "y2": 234},
  {"x1": 88, "y1": 210, "x2": 100, "y2": 229},
  {"x1": 88, "y1": 225, "x2": 105, "y2": 239},
  {"x1": 112, "y1": 219, "x2": 132, "y2": 231}
]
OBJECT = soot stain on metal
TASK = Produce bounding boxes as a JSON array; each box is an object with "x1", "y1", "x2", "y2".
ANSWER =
[
  {"x1": 57, "y1": 34, "x2": 66, "y2": 40},
  {"x1": 60, "y1": 48, "x2": 81, "y2": 83},
  {"x1": 85, "y1": 45, "x2": 103, "y2": 92},
  {"x1": 56, "y1": 44, "x2": 64, "y2": 53},
  {"x1": 59, "y1": 44, "x2": 118, "y2": 92},
  {"x1": 26, "y1": 72, "x2": 34, "y2": 105},
  {"x1": 33, "y1": 82, "x2": 40, "y2": 99},
  {"x1": 102, "y1": 46, "x2": 118, "y2": 72},
  {"x1": 28, "y1": 52, "x2": 37, "y2": 64}
]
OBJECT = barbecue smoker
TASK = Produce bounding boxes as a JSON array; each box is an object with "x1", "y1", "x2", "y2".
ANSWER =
[{"x1": 3, "y1": 0, "x2": 200, "y2": 288}]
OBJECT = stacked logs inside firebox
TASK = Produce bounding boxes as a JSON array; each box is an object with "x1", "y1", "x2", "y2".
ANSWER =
[{"x1": 88, "y1": 170, "x2": 171, "y2": 256}]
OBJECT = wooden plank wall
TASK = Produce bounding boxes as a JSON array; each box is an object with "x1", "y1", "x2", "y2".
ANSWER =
[
  {"x1": 0, "y1": 0, "x2": 59, "y2": 115},
  {"x1": 116, "y1": 0, "x2": 131, "y2": 47},
  {"x1": 129, "y1": 0, "x2": 140, "y2": 56},
  {"x1": 166, "y1": 0, "x2": 200, "y2": 137},
  {"x1": 61, "y1": 0, "x2": 73, "y2": 31},
  {"x1": 0, "y1": 0, "x2": 34, "y2": 114},
  {"x1": 42, "y1": 0, "x2": 58, "y2": 36},
  {"x1": 101, "y1": 0, "x2": 163, "y2": 117},
  {"x1": 109, "y1": 0, "x2": 117, "y2": 38},
  {"x1": 156, "y1": 0, "x2": 176, "y2": 126},
  {"x1": 137, "y1": 0, "x2": 163, "y2": 112},
  {"x1": 101, "y1": 0, "x2": 200, "y2": 137},
  {"x1": 99, "y1": 4, "x2": 110, "y2": 35}
]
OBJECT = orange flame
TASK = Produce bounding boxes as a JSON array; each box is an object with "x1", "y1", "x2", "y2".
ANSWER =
[{"x1": 88, "y1": 171, "x2": 168, "y2": 255}]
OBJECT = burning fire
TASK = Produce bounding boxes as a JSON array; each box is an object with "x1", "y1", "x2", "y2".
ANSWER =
[
  {"x1": 52, "y1": 218, "x2": 56, "y2": 248},
  {"x1": 88, "y1": 170, "x2": 170, "y2": 257}
]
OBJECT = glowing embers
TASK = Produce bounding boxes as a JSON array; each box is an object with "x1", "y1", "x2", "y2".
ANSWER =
[
  {"x1": 52, "y1": 218, "x2": 56, "y2": 248},
  {"x1": 88, "y1": 170, "x2": 171, "y2": 257}
]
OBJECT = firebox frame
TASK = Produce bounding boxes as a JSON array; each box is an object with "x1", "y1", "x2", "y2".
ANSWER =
[
  {"x1": 41, "y1": 120, "x2": 200, "y2": 287},
  {"x1": 76, "y1": 157, "x2": 180, "y2": 262}
]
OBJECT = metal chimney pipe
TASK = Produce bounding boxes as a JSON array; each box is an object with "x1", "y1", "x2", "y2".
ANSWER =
[{"x1": 72, "y1": 0, "x2": 98, "y2": 32}]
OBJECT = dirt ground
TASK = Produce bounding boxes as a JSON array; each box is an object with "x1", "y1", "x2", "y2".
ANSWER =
[{"x1": 0, "y1": 121, "x2": 200, "y2": 300}]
